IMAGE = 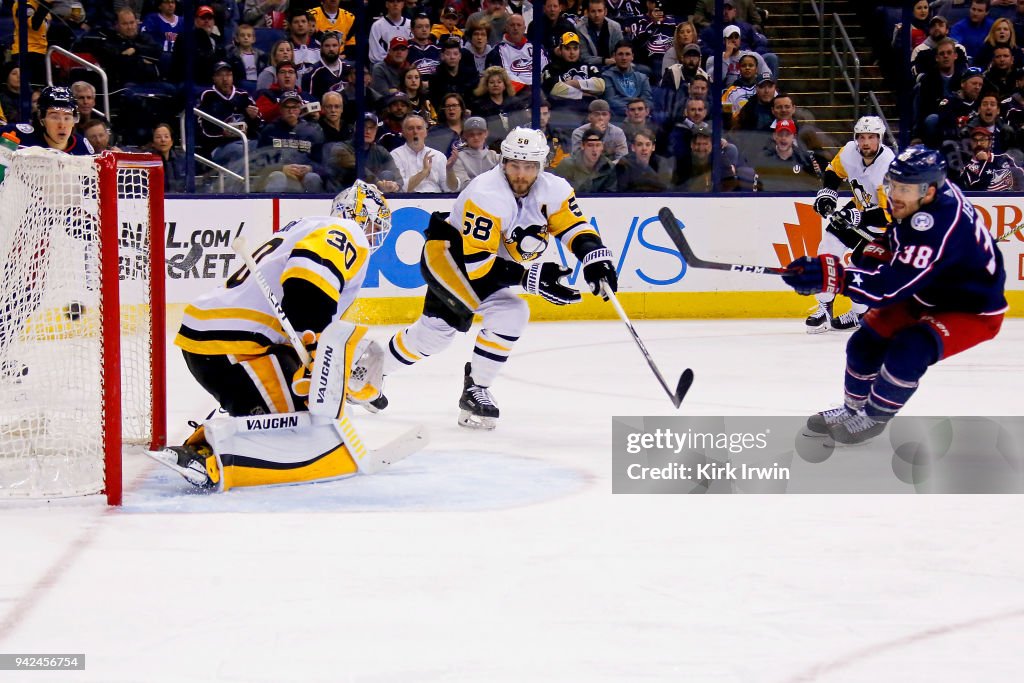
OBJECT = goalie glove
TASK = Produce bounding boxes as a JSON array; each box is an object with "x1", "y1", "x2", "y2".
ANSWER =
[
  {"x1": 782, "y1": 254, "x2": 845, "y2": 296},
  {"x1": 523, "y1": 262, "x2": 582, "y2": 305},
  {"x1": 813, "y1": 187, "x2": 838, "y2": 217},
  {"x1": 290, "y1": 330, "x2": 319, "y2": 398},
  {"x1": 581, "y1": 247, "x2": 618, "y2": 300}
]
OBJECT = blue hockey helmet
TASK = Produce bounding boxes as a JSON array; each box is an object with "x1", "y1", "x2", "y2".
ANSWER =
[{"x1": 885, "y1": 145, "x2": 946, "y2": 189}]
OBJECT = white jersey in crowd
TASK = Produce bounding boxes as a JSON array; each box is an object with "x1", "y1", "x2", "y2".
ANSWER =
[
  {"x1": 450, "y1": 164, "x2": 595, "y2": 280},
  {"x1": 826, "y1": 140, "x2": 896, "y2": 211},
  {"x1": 175, "y1": 215, "x2": 370, "y2": 357},
  {"x1": 368, "y1": 16, "x2": 413, "y2": 64}
]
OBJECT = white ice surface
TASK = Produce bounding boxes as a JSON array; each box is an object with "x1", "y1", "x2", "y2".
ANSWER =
[{"x1": 2, "y1": 319, "x2": 1023, "y2": 682}]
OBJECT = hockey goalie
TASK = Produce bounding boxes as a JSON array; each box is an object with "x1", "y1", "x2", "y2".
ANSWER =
[{"x1": 149, "y1": 181, "x2": 426, "y2": 492}]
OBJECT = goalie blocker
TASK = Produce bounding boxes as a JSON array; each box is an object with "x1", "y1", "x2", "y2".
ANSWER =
[{"x1": 148, "y1": 320, "x2": 423, "y2": 491}]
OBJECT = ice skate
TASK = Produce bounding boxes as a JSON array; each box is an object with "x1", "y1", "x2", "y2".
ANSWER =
[
  {"x1": 831, "y1": 310, "x2": 862, "y2": 331},
  {"x1": 805, "y1": 300, "x2": 833, "y2": 334},
  {"x1": 828, "y1": 413, "x2": 889, "y2": 445},
  {"x1": 803, "y1": 405, "x2": 855, "y2": 437},
  {"x1": 458, "y1": 363, "x2": 499, "y2": 430},
  {"x1": 347, "y1": 340, "x2": 387, "y2": 413},
  {"x1": 145, "y1": 422, "x2": 219, "y2": 489}
]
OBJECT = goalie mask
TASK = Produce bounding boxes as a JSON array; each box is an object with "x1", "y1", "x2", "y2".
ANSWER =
[{"x1": 330, "y1": 180, "x2": 392, "y2": 252}]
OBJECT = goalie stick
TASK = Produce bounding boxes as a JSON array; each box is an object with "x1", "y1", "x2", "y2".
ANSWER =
[
  {"x1": 602, "y1": 283, "x2": 693, "y2": 408},
  {"x1": 657, "y1": 207, "x2": 786, "y2": 275}
]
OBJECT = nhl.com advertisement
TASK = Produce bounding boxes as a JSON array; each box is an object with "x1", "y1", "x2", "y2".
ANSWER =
[{"x1": 157, "y1": 195, "x2": 1024, "y2": 303}]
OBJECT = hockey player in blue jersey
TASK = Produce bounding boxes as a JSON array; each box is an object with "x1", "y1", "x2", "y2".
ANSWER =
[
  {"x1": 782, "y1": 145, "x2": 1007, "y2": 444},
  {"x1": 0, "y1": 86, "x2": 94, "y2": 156}
]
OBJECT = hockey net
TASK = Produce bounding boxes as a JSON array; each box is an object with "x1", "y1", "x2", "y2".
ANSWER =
[{"x1": 0, "y1": 148, "x2": 166, "y2": 505}]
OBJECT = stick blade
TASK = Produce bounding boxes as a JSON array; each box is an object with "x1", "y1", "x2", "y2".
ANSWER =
[
  {"x1": 672, "y1": 369, "x2": 695, "y2": 408},
  {"x1": 658, "y1": 207, "x2": 677, "y2": 226}
]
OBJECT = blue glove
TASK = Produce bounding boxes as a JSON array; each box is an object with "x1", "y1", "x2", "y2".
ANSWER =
[{"x1": 782, "y1": 254, "x2": 845, "y2": 296}]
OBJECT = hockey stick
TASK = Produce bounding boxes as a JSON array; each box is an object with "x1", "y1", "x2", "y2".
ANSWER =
[
  {"x1": 996, "y1": 223, "x2": 1024, "y2": 243},
  {"x1": 232, "y1": 237, "x2": 312, "y2": 367},
  {"x1": 601, "y1": 283, "x2": 694, "y2": 408},
  {"x1": 167, "y1": 243, "x2": 203, "y2": 272},
  {"x1": 358, "y1": 423, "x2": 429, "y2": 474},
  {"x1": 657, "y1": 207, "x2": 786, "y2": 275}
]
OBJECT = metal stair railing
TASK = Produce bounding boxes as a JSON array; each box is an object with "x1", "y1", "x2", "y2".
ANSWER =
[
  {"x1": 181, "y1": 109, "x2": 251, "y2": 194},
  {"x1": 799, "y1": 0, "x2": 826, "y2": 77},
  {"x1": 828, "y1": 13, "x2": 861, "y2": 120},
  {"x1": 866, "y1": 90, "x2": 899, "y2": 150},
  {"x1": 45, "y1": 46, "x2": 111, "y2": 121}
]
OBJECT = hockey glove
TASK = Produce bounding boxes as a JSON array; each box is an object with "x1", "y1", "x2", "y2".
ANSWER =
[
  {"x1": 290, "y1": 330, "x2": 319, "y2": 398},
  {"x1": 523, "y1": 262, "x2": 582, "y2": 305},
  {"x1": 851, "y1": 239, "x2": 893, "y2": 269},
  {"x1": 581, "y1": 247, "x2": 618, "y2": 300},
  {"x1": 782, "y1": 254, "x2": 845, "y2": 296},
  {"x1": 813, "y1": 188, "x2": 838, "y2": 217}
]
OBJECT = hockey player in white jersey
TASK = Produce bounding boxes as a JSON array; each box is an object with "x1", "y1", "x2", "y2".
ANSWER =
[
  {"x1": 807, "y1": 116, "x2": 896, "y2": 333},
  {"x1": 367, "y1": 126, "x2": 618, "y2": 430},
  {"x1": 149, "y1": 181, "x2": 422, "y2": 491}
]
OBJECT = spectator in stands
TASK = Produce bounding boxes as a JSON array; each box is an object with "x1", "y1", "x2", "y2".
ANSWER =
[
  {"x1": 71, "y1": 81, "x2": 109, "y2": 134},
  {"x1": 143, "y1": 122, "x2": 186, "y2": 192},
  {"x1": 721, "y1": 55, "x2": 762, "y2": 121},
  {"x1": 399, "y1": 66, "x2": 438, "y2": 125},
  {"x1": 10, "y1": 0, "x2": 51, "y2": 84},
  {"x1": 705, "y1": 25, "x2": 769, "y2": 86},
  {"x1": 958, "y1": 90, "x2": 1016, "y2": 151},
  {"x1": 318, "y1": 90, "x2": 351, "y2": 143},
  {"x1": 539, "y1": 99, "x2": 571, "y2": 167},
  {"x1": 81, "y1": 119, "x2": 118, "y2": 152},
  {"x1": 256, "y1": 90, "x2": 326, "y2": 192},
  {"x1": 658, "y1": 44, "x2": 703, "y2": 125},
  {"x1": 701, "y1": 1, "x2": 776, "y2": 75},
  {"x1": 287, "y1": 10, "x2": 321, "y2": 83},
  {"x1": 688, "y1": 69, "x2": 710, "y2": 101},
  {"x1": 308, "y1": 0, "x2": 355, "y2": 46},
  {"x1": 96, "y1": 8, "x2": 163, "y2": 88},
  {"x1": 692, "y1": 0, "x2": 763, "y2": 33},
  {"x1": 427, "y1": 92, "x2": 467, "y2": 154},
  {"x1": 507, "y1": 0, "x2": 533, "y2": 24},
  {"x1": 912, "y1": 16, "x2": 969, "y2": 78},
  {"x1": 198, "y1": 61, "x2": 262, "y2": 162},
  {"x1": 1014, "y1": 0, "x2": 1024, "y2": 45},
  {"x1": 975, "y1": 18, "x2": 1024, "y2": 68},
  {"x1": 531, "y1": 0, "x2": 577, "y2": 54},
  {"x1": 574, "y1": 0, "x2": 624, "y2": 67},
  {"x1": 468, "y1": 0, "x2": 510, "y2": 46},
  {"x1": 955, "y1": 125, "x2": 1024, "y2": 189},
  {"x1": 487, "y1": 13, "x2": 546, "y2": 92},
  {"x1": 951, "y1": 0, "x2": 995, "y2": 61},
  {"x1": 255, "y1": 60, "x2": 304, "y2": 122},
  {"x1": 615, "y1": 128, "x2": 671, "y2": 192},
  {"x1": 620, "y1": 97, "x2": 652, "y2": 141},
  {"x1": 601, "y1": 40, "x2": 653, "y2": 116},
  {"x1": 673, "y1": 122, "x2": 752, "y2": 192},
  {"x1": 571, "y1": 98, "x2": 627, "y2": 159},
  {"x1": 369, "y1": 0, "x2": 413, "y2": 64},
  {"x1": 463, "y1": 18, "x2": 495, "y2": 73},
  {"x1": 407, "y1": 14, "x2": 442, "y2": 79},
  {"x1": 390, "y1": 114, "x2": 458, "y2": 191},
  {"x1": 661, "y1": 94, "x2": 706, "y2": 158},
  {"x1": 660, "y1": 21, "x2": 700, "y2": 76},
  {"x1": 542, "y1": 31, "x2": 606, "y2": 119},
  {"x1": 916, "y1": 38, "x2": 966, "y2": 130},
  {"x1": 142, "y1": 0, "x2": 184, "y2": 73},
  {"x1": 452, "y1": 116, "x2": 500, "y2": 188},
  {"x1": 376, "y1": 90, "x2": 412, "y2": 150},
  {"x1": 372, "y1": 37, "x2": 411, "y2": 95},
  {"x1": 984, "y1": 45, "x2": 1018, "y2": 96},
  {"x1": 430, "y1": 38, "x2": 480, "y2": 110},
  {"x1": 753, "y1": 119, "x2": 823, "y2": 191},
  {"x1": 305, "y1": 31, "x2": 345, "y2": 99},
  {"x1": 325, "y1": 112, "x2": 403, "y2": 192},
  {"x1": 226, "y1": 23, "x2": 268, "y2": 92},
  {"x1": 631, "y1": 1, "x2": 677, "y2": 77},
  {"x1": 734, "y1": 76, "x2": 778, "y2": 131},
  {"x1": 923, "y1": 67, "x2": 985, "y2": 145},
  {"x1": 243, "y1": 0, "x2": 289, "y2": 29},
  {"x1": 554, "y1": 125, "x2": 617, "y2": 191},
  {"x1": 432, "y1": 6, "x2": 465, "y2": 45},
  {"x1": 0, "y1": 65, "x2": 20, "y2": 123},
  {"x1": 469, "y1": 65, "x2": 529, "y2": 142},
  {"x1": 892, "y1": 0, "x2": 932, "y2": 54},
  {"x1": 172, "y1": 6, "x2": 228, "y2": 86},
  {"x1": 257, "y1": 40, "x2": 295, "y2": 90}
]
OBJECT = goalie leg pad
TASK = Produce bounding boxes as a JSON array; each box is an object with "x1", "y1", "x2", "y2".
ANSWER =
[{"x1": 307, "y1": 320, "x2": 368, "y2": 421}]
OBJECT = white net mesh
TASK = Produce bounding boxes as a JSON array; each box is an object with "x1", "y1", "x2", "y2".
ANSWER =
[{"x1": 0, "y1": 148, "x2": 156, "y2": 499}]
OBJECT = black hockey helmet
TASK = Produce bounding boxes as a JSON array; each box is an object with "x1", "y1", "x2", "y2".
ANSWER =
[
  {"x1": 886, "y1": 145, "x2": 946, "y2": 190},
  {"x1": 37, "y1": 86, "x2": 79, "y2": 122}
]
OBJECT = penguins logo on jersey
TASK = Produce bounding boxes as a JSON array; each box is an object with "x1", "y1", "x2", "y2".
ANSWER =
[{"x1": 505, "y1": 224, "x2": 549, "y2": 261}]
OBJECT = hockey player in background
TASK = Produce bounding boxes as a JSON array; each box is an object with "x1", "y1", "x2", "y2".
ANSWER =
[
  {"x1": 150, "y1": 181, "x2": 408, "y2": 491},
  {"x1": 807, "y1": 116, "x2": 894, "y2": 333},
  {"x1": 366, "y1": 126, "x2": 618, "y2": 430},
  {"x1": 783, "y1": 146, "x2": 1007, "y2": 444},
  {"x1": 0, "y1": 85, "x2": 95, "y2": 156}
]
